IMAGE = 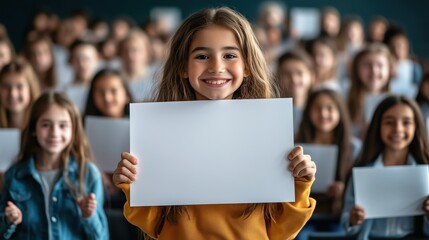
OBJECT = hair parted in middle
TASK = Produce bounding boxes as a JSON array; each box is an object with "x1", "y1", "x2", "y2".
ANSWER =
[
  {"x1": 154, "y1": 6, "x2": 279, "y2": 102},
  {"x1": 356, "y1": 95, "x2": 429, "y2": 167},
  {"x1": 19, "y1": 91, "x2": 94, "y2": 198}
]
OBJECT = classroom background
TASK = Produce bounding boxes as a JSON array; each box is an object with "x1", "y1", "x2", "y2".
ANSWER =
[{"x1": 1, "y1": 0, "x2": 429, "y2": 239}]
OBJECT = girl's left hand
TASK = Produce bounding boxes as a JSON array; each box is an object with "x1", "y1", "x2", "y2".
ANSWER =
[
  {"x1": 77, "y1": 193, "x2": 97, "y2": 218},
  {"x1": 422, "y1": 196, "x2": 429, "y2": 218},
  {"x1": 288, "y1": 145, "x2": 316, "y2": 181}
]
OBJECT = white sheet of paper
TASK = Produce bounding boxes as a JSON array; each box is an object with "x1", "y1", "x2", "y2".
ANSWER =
[
  {"x1": 353, "y1": 165, "x2": 429, "y2": 219},
  {"x1": 297, "y1": 144, "x2": 337, "y2": 193},
  {"x1": 85, "y1": 116, "x2": 130, "y2": 172},
  {"x1": 0, "y1": 129, "x2": 20, "y2": 171},
  {"x1": 290, "y1": 7, "x2": 320, "y2": 40},
  {"x1": 64, "y1": 85, "x2": 89, "y2": 114},
  {"x1": 130, "y1": 98, "x2": 295, "y2": 206}
]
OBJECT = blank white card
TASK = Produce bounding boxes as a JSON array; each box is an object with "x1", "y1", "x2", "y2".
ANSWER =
[{"x1": 130, "y1": 98, "x2": 295, "y2": 206}]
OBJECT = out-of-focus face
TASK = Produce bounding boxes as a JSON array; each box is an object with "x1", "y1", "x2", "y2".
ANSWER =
[
  {"x1": 322, "y1": 12, "x2": 340, "y2": 37},
  {"x1": 0, "y1": 72, "x2": 31, "y2": 113},
  {"x1": 390, "y1": 35, "x2": 409, "y2": 60},
  {"x1": 0, "y1": 43, "x2": 12, "y2": 70},
  {"x1": 309, "y1": 94, "x2": 340, "y2": 133},
  {"x1": 380, "y1": 103, "x2": 415, "y2": 152},
  {"x1": 347, "y1": 22, "x2": 364, "y2": 45},
  {"x1": 30, "y1": 41, "x2": 53, "y2": 74},
  {"x1": 93, "y1": 75, "x2": 129, "y2": 118},
  {"x1": 313, "y1": 42, "x2": 336, "y2": 76},
  {"x1": 36, "y1": 103, "x2": 73, "y2": 159},
  {"x1": 71, "y1": 44, "x2": 99, "y2": 82},
  {"x1": 358, "y1": 53, "x2": 390, "y2": 94},
  {"x1": 113, "y1": 20, "x2": 130, "y2": 41},
  {"x1": 278, "y1": 59, "x2": 313, "y2": 97},
  {"x1": 120, "y1": 38, "x2": 149, "y2": 72},
  {"x1": 369, "y1": 21, "x2": 387, "y2": 42}
]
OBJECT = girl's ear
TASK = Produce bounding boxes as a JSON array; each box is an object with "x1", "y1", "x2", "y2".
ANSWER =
[{"x1": 182, "y1": 71, "x2": 188, "y2": 79}]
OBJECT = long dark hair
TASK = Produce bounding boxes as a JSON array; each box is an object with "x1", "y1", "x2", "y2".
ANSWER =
[
  {"x1": 355, "y1": 95, "x2": 429, "y2": 167},
  {"x1": 84, "y1": 68, "x2": 133, "y2": 117},
  {"x1": 296, "y1": 89, "x2": 353, "y2": 181}
]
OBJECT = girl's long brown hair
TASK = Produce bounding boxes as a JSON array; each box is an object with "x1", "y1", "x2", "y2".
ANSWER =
[
  {"x1": 296, "y1": 89, "x2": 353, "y2": 181},
  {"x1": 24, "y1": 34, "x2": 58, "y2": 89},
  {"x1": 151, "y1": 7, "x2": 282, "y2": 236},
  {"x1": 153, "y1": 7, "x2": 278, "y2": 102},
  {"x1": 354, "y1": 95, "x2": 429, "y2": 167},
  {"x1": 18, "y1": 92, "x2": 94, "y2": 197},
  {"x1": 0, "y1": 57, "x2": 41, "y2": 129},
  {"x1": 347, "y1": 43, "x2": 394, "y2": 124}
]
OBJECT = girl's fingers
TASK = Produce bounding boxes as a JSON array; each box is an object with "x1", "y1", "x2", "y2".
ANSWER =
[
  {"x1": 121, "y1": 152, "x2": 138, "y2": 165},
  {"x1": 288, "y1": 146, "x2": 304, "y2": 161},
  {"x1": 113, "y1": 165, "x2": 136, "y2": 184}
]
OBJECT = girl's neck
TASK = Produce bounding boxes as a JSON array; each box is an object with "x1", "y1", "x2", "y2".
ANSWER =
[
  {"x1": 383, "y1": 148, "x2": 409, "y2": 166},
  {"x1": 313, "y1": 131, "x2": 334, "y2": 144},
  {"x1": 7, "y1": 111, "x2": 24, "y2": 128},
  {"x1": 293, "y1": 93, "x2": 308, "y2": 108},
  {"x1": 36, "y1": 151, "x2": 61, "y2": 171},
  {"x1": 126, "y1": 66, "x2": 147, "y2": 81}
]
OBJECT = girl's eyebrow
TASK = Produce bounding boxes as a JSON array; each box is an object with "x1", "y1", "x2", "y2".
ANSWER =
[{"x1": 190, "y1": 46, "x2": 240, "y2": 53}]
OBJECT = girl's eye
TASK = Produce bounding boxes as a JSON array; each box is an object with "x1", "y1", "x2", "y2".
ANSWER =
[
  {"x1": 195, "y1": 55, "x2": 209, "y2": 60},
  {"x1": 224, "y1": 54, "x2": 237, "y2": 59}
]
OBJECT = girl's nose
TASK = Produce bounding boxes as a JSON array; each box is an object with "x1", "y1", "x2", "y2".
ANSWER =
[{"x1": 208, "y1": 57, "x2": 225, "y2": 73}]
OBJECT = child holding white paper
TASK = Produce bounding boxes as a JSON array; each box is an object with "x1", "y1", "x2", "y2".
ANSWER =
[
  {"x1": 113, "y1": 7, "x2": 316, "y2": 240},
  {"x1": 0, "y1": 57, "x2": 40, "y2": 129},
  {"x1": 0, "y1": 92, "x2": 108, "y2": 239},
  {"x1": 276, "y1": 49, "x2": 315, "y2": 134},
  {"x1": 295, "y1": 88, "x2": 361, "y2": 239},
  {"x1": 347, "y1": 43, "x2": 394, "y2": 138},
  {"x1": 84, "y1": 68, "x2": 133, "y2": 209},
  {"x1": 341, "y1": 95, "x2": 429, "y2": 239}
]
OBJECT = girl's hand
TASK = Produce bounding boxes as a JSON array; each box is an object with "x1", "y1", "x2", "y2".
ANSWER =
[
  {"x1": 288, "y1": 146, "x2": 316, "y2": 181},
  {"x1": 327, "y1": 181, "x2": 345, "y2": 199},
  {"x1": 4, "y1": 201, "x2": 22, "y2": 225},
  {"x1": 112, "y1": 152, "x2": 138, "y2": 185},
  {"x1": 350, "y1": 205, "x2": 365, "y2": 226},
  {"x1": 422, "y1": 196, "x2": 429, "y2": 218},
  {"x1": 77, "y1": 193, "x2": 97, "y2": 218}
]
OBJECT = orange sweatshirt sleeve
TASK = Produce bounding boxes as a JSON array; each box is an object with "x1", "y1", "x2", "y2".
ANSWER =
[
  {"x1": 268, "y1": 177, "x2": 316, "y2": 240},
  {"x1": 117, "y1": 183, "x2": 161, "y2": 238}
]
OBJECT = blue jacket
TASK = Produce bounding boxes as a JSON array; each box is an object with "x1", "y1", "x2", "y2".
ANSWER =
[
  {"x1": 341, "y1": 154, "x2": 429, "y2": 239},
  {"x1": 0, "y1": 156, "x2": 109, "y2": 240}
]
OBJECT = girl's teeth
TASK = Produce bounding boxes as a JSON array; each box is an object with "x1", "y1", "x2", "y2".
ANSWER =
[{"x1": 206, "y1": 80, "x2": 227, "y2": 85}]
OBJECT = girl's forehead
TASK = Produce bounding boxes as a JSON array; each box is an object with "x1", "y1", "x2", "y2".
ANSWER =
[{"x1": 40, "y1": 103, "x2": 71, "y2": 118}]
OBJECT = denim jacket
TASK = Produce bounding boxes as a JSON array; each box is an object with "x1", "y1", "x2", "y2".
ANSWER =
[
  {"x1": 341, "y1": 154, "x2": 429, "y2": 240},
  {"x1": 0, "y1": 156, "x2": 109, "y2": 240}
]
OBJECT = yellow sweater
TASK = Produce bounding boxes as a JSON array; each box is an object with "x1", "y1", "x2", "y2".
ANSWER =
[{"x1": 118, "y1": 178, "x2": 316, "y2": 240}]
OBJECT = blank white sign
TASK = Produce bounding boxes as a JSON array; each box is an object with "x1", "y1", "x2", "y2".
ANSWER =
[
  {"x1": 353, "y1": 165, "x2": 429, "y2": 219},
  {"x1": 0, "y1": 129, "x2": 20, "y2": 171},
  {"x1": 298, "y1": 144, "x2": 337, "y2": 193},
  {"x1": 130, "y1": 98, "x2": 295, "y2": 206},
  {"x1": 85, "y1": 116, "x2": 130, "y2": 172}
]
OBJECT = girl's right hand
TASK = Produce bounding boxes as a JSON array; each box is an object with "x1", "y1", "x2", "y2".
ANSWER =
[
  {"x1": 350, "y1": 205, "x2": 365, "y2": 226},
  {"x1": 4, "y1": 201, "x2": 22, "y2": 225},
  {"x1": 112, "y1": 152, "x2": 138, "y2": 186}
]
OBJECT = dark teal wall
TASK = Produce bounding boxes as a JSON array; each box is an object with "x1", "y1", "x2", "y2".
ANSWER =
[{"x1": 1, "y1": 0, "x2": 428, "y2": 58}]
